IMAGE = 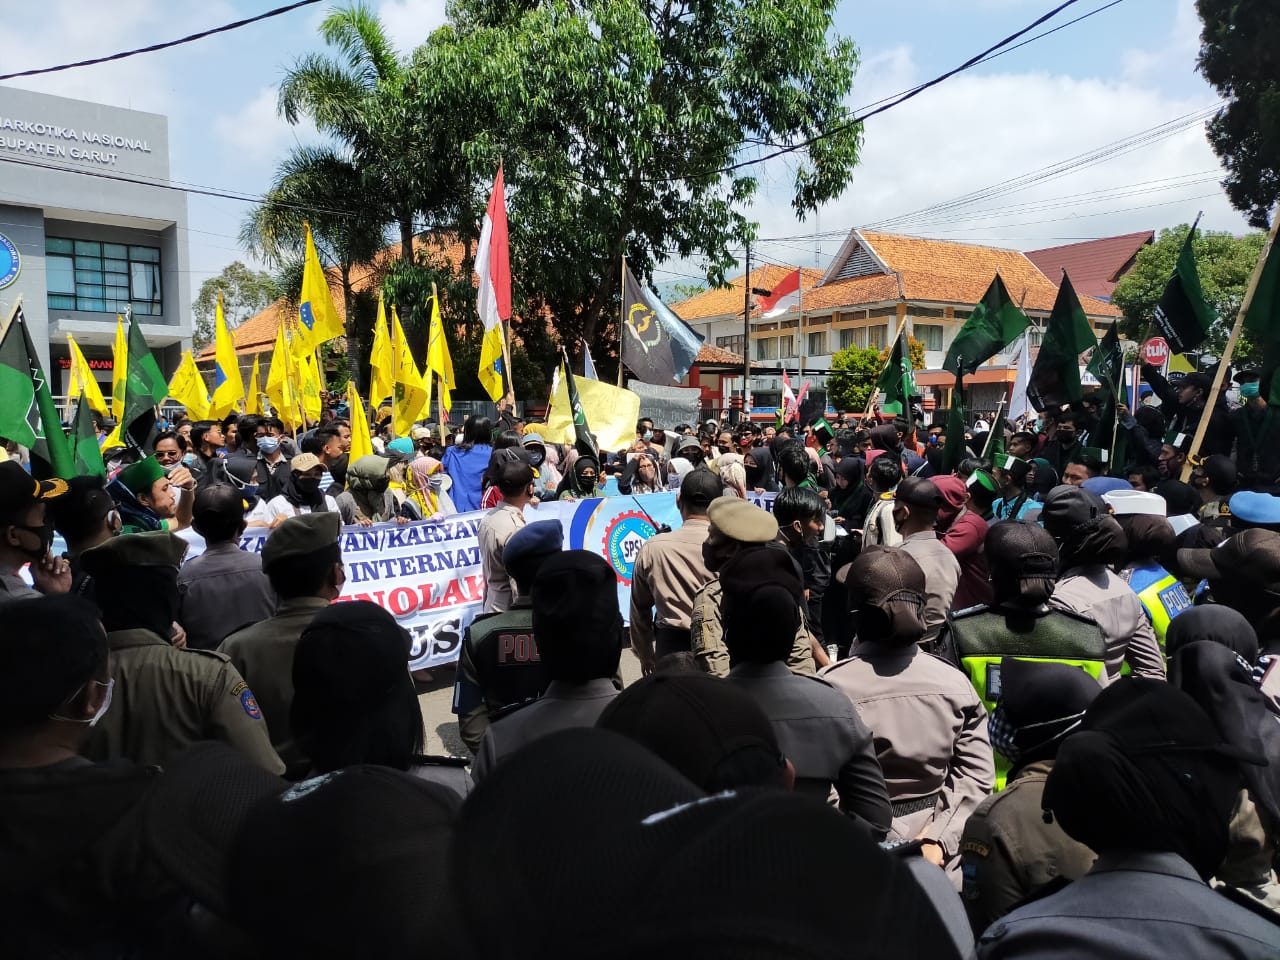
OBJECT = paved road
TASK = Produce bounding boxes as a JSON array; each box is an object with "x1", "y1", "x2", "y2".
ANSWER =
[{"x1": 417, "y1": 648, "x2": 644, "y2": 758}]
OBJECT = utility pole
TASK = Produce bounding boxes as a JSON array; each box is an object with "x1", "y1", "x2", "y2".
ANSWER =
[{"x1": 742, "y1": 239, "x2": 751, "y2": 416}]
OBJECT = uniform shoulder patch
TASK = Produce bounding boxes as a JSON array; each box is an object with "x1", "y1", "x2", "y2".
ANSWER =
[
  {"x1": 961, "y1": 839, "x2": 990, "y2": 858},
  {"x1": 239, "y1": 689, "x2": 263, "y2": 719}
]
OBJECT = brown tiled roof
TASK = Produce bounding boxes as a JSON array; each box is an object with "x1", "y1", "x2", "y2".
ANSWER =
[
  {"x1": 1025, "y1": 231, "x2": 1154, "y2": 301},
  {"x1": 672, "y1": 231, "x2": 1121, "y2": 321},
  {"x1": 695, "y1": 343, "x2": 746, "y2": 366},
  {"x1": 196, "y1": 234, "x2": 468, "y2": 361}
]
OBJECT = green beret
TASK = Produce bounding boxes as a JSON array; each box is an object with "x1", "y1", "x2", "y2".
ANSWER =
[
  {"x1": 81, "y1": 530, "x2": 188, "y2": 574},
  {"x1": 707, "y1": 496, "x2": 777, "y2": 544},
  {"x1": 118, "y1": 457, "x2": 166, "y2": 497},
  {"x1": 262, "y1": 511, "x2": 342, "y2": 570}
]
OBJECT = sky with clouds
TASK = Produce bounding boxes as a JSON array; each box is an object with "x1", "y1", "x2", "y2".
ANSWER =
[{"x1": 1, "y1": 0, "x2": 1249, "y2": 300}]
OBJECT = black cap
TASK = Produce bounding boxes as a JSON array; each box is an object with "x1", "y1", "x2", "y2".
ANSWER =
[
  {"x1": 1039, "y1": 484, "x2": 1107, "y2": 535},
  {"x1": 1176, "y1": 528, "x2": 1280, "y2": 584},
  {"x1": 597, "y1": 673, "x2": 785, "y2": 792},
  {"x1": 985, "y1": 520, "x2": 1058, "y2": 578},
  {"x1": 0, "y1": 460, "x2": 67, "y2": 519},
  {"x1": 1181, "y1": 372, "x2": 1212, "y2": 392}
]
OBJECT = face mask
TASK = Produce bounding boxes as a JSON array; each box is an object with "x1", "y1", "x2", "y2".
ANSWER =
[
  {"x1": 51, "y1": 678, "x2": 113, "y2": 727},
  {"x1": 527, "y1": 450, "x2": 544, "y2": 466},
  {"x1": 643, "y1": 430, "x2": 653, "y2": 440},
  {"x1": 1240, "y1": 381, "x2": 1261, "y2": 400},
  {"x1": 988, "y1": 703, "x2": 1085, "y2": 765},
  {"x1": 370, "y1": 478, "x2": 390, "y2": 494},
  {"x1": 13, "y1": 520, "x2": 54, "y2": 559},
  {"x1": 258, "y1": 436, "x2": 281, "y2": 455},
  {"x1": 181, "y1": 453, "x2": 195, "y2": 466},
  {"x1": 295, "y1": 476, "x2": 322, "y2": 495}
]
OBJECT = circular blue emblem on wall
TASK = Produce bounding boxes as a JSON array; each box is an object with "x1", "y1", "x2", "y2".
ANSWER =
[{"x1": 0, "y1": 233, "x2": 19, "y2": 290}]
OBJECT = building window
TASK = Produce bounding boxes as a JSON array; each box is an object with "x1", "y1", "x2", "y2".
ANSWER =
[
  {"x1": 915, "y1": 323, "x2": 943, "y2": 352},
  {"x1": 716, "y1": 334, "x2": 745, "y2": 355},
  {"x1": 45, "y1": 237, "x2": 162, "y2": 316},
  {"x1": 867, "y1": 325, "x2": 888, "y2": 350},
  {"x1": 807, "y1": 331, "x2": 826, "y2": 356},
  {"x1": 778, "y1": 335, "x2": 796, "y2": 358},
  {"x1": 839, "y1": 328, "x2": 856, "y2": 350},
  {"x1": 755, "y1": 338, "x2": 777, "y2": 361}
]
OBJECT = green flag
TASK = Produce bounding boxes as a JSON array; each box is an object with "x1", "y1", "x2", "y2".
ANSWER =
[
  {"x1": 940, "y1": 368, "x2": 966, "y2": 473},
  {"x1": 0, "y1": 305, "x2": 74, "y2": 478},
  {"x1": 1028, "y1": 273, "x2": 1096, "y2": 411},
  {"x1": 1086, "y1": 324, "x2": 1124, "y2": 399},
  {"x1": 943, "y1": 274, "x2": 1029, "y2": 375},
  {"x1": 1243, "y1": 236, "x2": 1280, "y2": 403},
  {"x1": 1153, "y1": 226, "x2": 1216, "y2": 354},
  {"x1": 121, "y1": 311, "x2": 167, "y2": 452},
  {"x1": 71, "y1": 395, "x2": 106, "y2": 478},
  {"x1": 562, "y1": 355, "x2": 595, "y2": 458},
  {"x1": 877, "y1": 330, "x2": 916, "y2": 416}
]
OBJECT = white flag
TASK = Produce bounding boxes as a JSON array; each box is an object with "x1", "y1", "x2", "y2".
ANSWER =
[{"x1": 1008, "y1": 332, "x2": 1034, "y2": 422}]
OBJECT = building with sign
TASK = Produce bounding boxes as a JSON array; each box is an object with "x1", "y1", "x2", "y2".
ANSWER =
[
  {"x1": 0, "y1": 85, "x2": 191, "y2": 398},
  {"x1": 672, "y1": 230, "x2": 1123, "y2": 420}
]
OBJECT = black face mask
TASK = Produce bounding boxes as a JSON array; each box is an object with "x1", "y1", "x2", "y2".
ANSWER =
[
  {"x1": 11, "y1": 520, "x2": 53, "y2": 559},
  {"x1": 295, "y1": 477, "x2": 322, "y2": 495}
]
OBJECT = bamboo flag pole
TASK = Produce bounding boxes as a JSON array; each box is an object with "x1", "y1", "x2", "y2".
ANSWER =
[
  {"x1": 981, "y1": 397, "x2": 1006, "y2": 459},
  {"x1": 432, "y1": 283, "x2": 447, "y2": 446},
  {"x1": 285, "y1": 316, "x2": 305, "y2": 441},
  {"x1": 617, "y1": 251, "x2": 626, "y2": 388},
  {"x1": 1180, "y1": 207, "x2": 1280, "y2": 481}
]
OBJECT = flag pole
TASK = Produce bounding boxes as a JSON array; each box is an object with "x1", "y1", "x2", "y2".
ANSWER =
[
  {"x1": 0, "y1": 293, "x2": 23, "y2": 343},
  {"x1": 1180, "y1": 207, "x2": 1279, "y2": 481},
  {"x1": 980, "y1": 397, "x2": 1006, "y2": 459},
  {"x1": 285, "y1": 316, "x2": 304, "y2": 441},
  {"x1": 432, "y1": 283, "x2": 447, "y2": 446},
  {"x1": 617, "y1": 252, "x2": 626, "y2": 388}
]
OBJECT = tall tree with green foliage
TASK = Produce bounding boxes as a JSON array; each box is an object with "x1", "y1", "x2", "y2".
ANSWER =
[
  {"x1": 1196, "y1": 0, "x2": 1280, "y2": 228},
  {"x1": 827, "y1": 345, "x2": 885, "y2": 412},
  {"x1": 192, "y1": 262, "x2": 283, "y2": 350},
  {"x1": 1111, "y1": 224, "x2": 1267, "y2": 359}
]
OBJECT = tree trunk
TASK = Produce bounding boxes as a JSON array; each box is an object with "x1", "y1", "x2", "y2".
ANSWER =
[{"x1": 399, "y1": 216, "x2": 414, "y2": 267}]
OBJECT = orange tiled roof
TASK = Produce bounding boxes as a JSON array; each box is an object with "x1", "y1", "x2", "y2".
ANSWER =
[
  {"x1": 695, "y1": 343, "x2": 746, "y2": 366},
  {"x1": 671, "y1": 231, "x2": 1121, "y2": 320}
]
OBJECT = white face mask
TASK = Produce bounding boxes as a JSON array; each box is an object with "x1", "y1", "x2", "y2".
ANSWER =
[{"x1": 51, "y1": 678, "x2": 113, "y2": 727}]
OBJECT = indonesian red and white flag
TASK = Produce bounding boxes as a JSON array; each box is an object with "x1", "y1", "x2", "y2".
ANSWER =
[
  {"x1": 781, "y1": 369, "x2": 797, "y2": 420},
  {"x1": 757, "y1": 268, "x2": 802, "y2": 317},
  {"x1": 475, "y1": 165, "x2": 512, "y2": 402}
]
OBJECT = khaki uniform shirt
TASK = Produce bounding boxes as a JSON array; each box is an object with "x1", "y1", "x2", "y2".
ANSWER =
[
  {"x1": 218, "y1": 596, "x2": 331, "y2": 776},
  {"x1": 478, "y1": 501, "x2": 527, "y2": 614},
  {"x1": 822, "y1": 641, "x2": 994, "y2": 862},
  {"x1": 471, "y1": 678, "x2": 618, "y2": 783},
  {"x1": 689, "y1": 576, "x2": 816, "y2": 677},
  {"x1": 899, "y1": 531, "x2": 961, "y2": 644},
  {"x1": 1050, "y1": 565, "x2": 1166, "y2": 682},
  {"x1": 628, "y1": 517, "x2": 712, "y2": 663},
  {"x1": 960, "y1": 759, "x2": 1096, "y2": 933},
  {"x1": 85, "y1": 628, "x2": 283, "y2": 774}
]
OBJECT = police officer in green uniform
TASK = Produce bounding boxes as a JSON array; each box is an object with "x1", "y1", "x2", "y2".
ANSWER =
[
  {"x1": 81, "y1": 530, "x2": 284, "y2": 774},
  {"x1": 219, "y1": 512, "x2": 345, "y2": 777},
  {"x1": 960, "y1": 657, "x2": 1101, "y2": 934},
  {"x1": 939, "y1": 521, "x2": 1107, "y2": 789},
  {"x1": 453, "y1": 520, "x2": 561, "y2": 754}
]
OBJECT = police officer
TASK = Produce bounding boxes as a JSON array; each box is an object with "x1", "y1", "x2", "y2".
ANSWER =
[
  {"x1": 1114, "y1": 513, "x2": 1191, "y2": 650},
  {"x1": 453, "y1": 520, "x2": 560, "y2": 753},
  {"x1": 81, "y1": 530, "x2": 283, "y2": 773},
  {"x1": 940, "y1": 521, "x2": 1107, "y2": 789},
  {"x1": 219, "y1": 512, "x2": 344, "y2": 777},
  {"x1": 471, "y1": 551, "x2": 623, "y2": 782},
  {"x1": 690, "y1": 496, "x2": 816, "y2": 676},
  {"x1": 629, "y1": 468, "x2": 720, "y2": 673},
  {"x1": 960, "y1": 658, "x2": 1100, "y2": 933}
]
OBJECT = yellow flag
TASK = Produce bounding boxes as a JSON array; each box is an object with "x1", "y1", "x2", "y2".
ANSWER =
[
  {"x1": 425, "y1": 294, "x2": 455, "y2": 414},
  {"x1": 296, "y1": 223, "x2": 345, "y2": 352},
  {"x1": 391, "y1": 306, "x2": 428, "y2": 436},
  {"x1": 547, "y1": 364, "x2": 641, "y2": 452},
  {"x1": 246, "y1": 354, "x2": 264, "y2": 416},
  {"x1": 346, "y1": 381, "x2": 374, "y2": 462},
  {"x1": 300, "y1": 353, "x2": 323, "y2": 423},
  {"x1": 110, "y1": 316, "x2": 127, "y2": 420},
  {"x1": 370, "y1": 296, "x2": 394, "y2": 406},
  {"x1": 66, "y1": 335, "x2": 108, "y2": 416},
  {"x1": 266, "y1": 323, "x2": 302, "y2": 429},
  {"x1": 210, "y1": 295, "x2": 246, "y2": 418},
  {"x1": 167, "y1": 350, "x2": 211, "y2": 421}
]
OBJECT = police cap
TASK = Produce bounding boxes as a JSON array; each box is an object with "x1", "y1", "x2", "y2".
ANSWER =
[
  {"x1": 1227, "y1": 490, "x2": 1280, "y2": 529},
  {"x1": 707, "y1": 496, "x2": 777, "y2": 543},
  {"x1": 80, "y1": 529, "x2": 187, "y2": 574},
  {"x1": 262, "y1": 511, "x2": 341, "y2": 570},
  {"x1": 0, "y1": 460, "x2": 67, "y2": 519},
  {"x1": 503, "y1": 520, "x2": 563, "y2": 567}
]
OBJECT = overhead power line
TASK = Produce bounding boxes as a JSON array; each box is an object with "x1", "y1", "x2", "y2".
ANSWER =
[{"x1": 0, "y1": 0, "x2": 324, "y2": 82}]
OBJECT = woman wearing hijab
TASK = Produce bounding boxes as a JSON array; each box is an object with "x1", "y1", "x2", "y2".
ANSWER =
[
  {"x1": 336, "y1": 455, "x2": 419, "y2": 525},
  {"x1": 521, "y1": 433, "x2": 560, "y2": 498},
  {"x1": 960, "y1": 658, "x2": 1100, "y2": 933},
  {"x1": 744, "y1": 445, "x2": 779, "y2": 494},
  {"x1": 715, "y1": 453, "x2": 748, "y2": 500},
  {"x1": 406, "y1": 456, "x2": 456, "y2": 521},
  {"x1": 932, "y1": 474, "x2": 992, "y2": 612},
  {"x1": 978, "y1": 679, "x2": 1277, "y2": 959},
  {"x1": 556, "y1": 455, "x2": 605, "y2": 501},
  {"x1": 830, "y1": 457, "x2": 869, "y2": 524},
  {"x1": 1028, "y1": 458, "x2": 1059, "y2": 502}
]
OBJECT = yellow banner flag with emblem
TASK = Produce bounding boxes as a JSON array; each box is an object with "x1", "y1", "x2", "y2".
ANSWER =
[
  {"x1": 426, "y1": 294, "x2": 455, "y2": 414},
  {"x1": 391, "y1": 305, "x2": 428, "y2": 436},
  {"x1": 346, "y1": 380, "x2": 374, "y2": 462},
  {"x1": 110, "y1": 316, "x2": 127, "y2": 421},
  {"x1": 300, "y1": 352, "x2": 323, "y2": 424},
  {"x1": 547, "y1": 365, "x2": 641, "y2": 452},
  {"x1": 295, "y1": 223, "x2": 345, "y2": 353},
  {"x1": 246, "y1": 354, "x2": 264, "y2": 416},
  {"x1": 210, "y1": 294, "x2": 245, "y2": 419},
  {"x1": 370, "y1": 296, "x2": 394, "y2": 407},
  {"x1": 166, "y1": 350, "x2": 211, "y2": 420},
  {"x1": 266, "y1": 323, "x2": 302, "y2": 429},
  {"x1": 66, "y1": 334, "x2": 108, "y2": 416}
]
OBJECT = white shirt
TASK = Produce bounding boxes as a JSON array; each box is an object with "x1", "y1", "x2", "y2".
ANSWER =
[{"x1": 265, "y1": 494, "x2": 340, "y2": 521}]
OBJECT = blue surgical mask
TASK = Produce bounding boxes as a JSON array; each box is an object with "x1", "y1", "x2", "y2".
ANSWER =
[
  {"x1": 181, "y1": 453, "x2": 195, "y2": 466},
  {"x1": 51, "y1": 678, "x2": 113, "y2": 727},
  {"x1": 1240, "y1": 381, "x2": 1261, "y2": 400},
  {"x1": 257, "y1": 436, "x2": 281, "y2": 455}
]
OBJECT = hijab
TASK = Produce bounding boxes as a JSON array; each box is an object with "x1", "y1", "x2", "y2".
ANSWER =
[
  {"x1": 1030, "y1": 458, "x2": 1058, "y2": 500},
  {"x1": 829, "y1": 457, "x2": 866, "y2": 516},
  {"x1": 346, "y1": 454, "x2": 396, "y2": 522},
  {"x1": 717, "y1": 453, "x2": 747, "y2": 500},
  {"x1": 560, "y1": 455, "x2": 604, "y2": 498},
  {"x1": 744, "y1": 446, "x2": 778, "y2": 493},
  {"x1": 407, "y1": 456, "x2": 446, "y2": 518},
  {"x1": 1165, "y1": 605, "x2": 1259, "y2": 663}
]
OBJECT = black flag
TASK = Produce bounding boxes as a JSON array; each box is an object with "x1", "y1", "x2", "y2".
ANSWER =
[{"x1": 621, "y1": 265, "x2": 704, "y2": 384}]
